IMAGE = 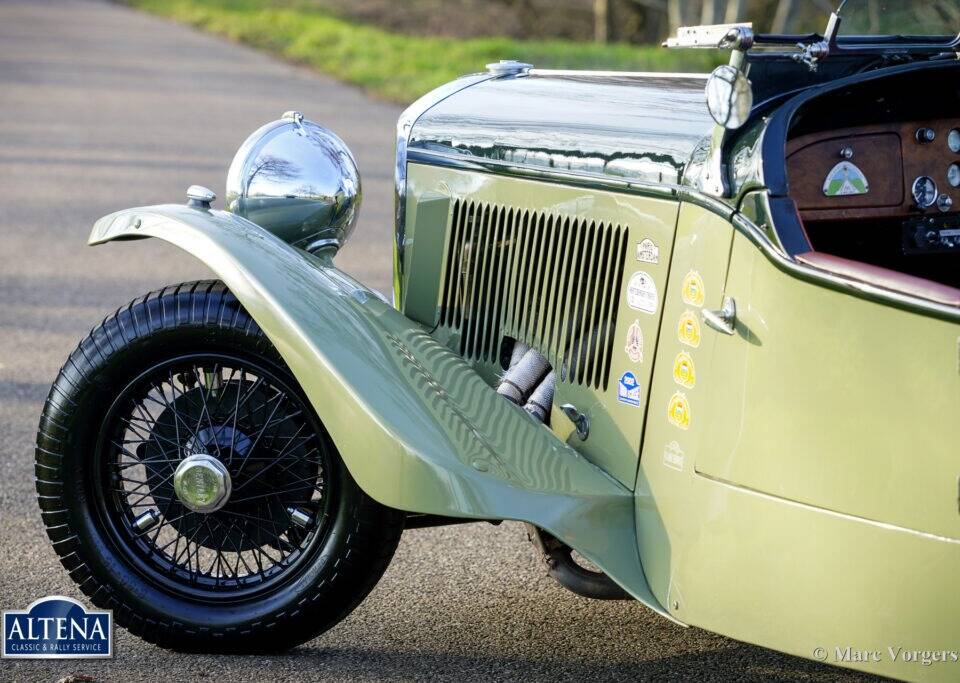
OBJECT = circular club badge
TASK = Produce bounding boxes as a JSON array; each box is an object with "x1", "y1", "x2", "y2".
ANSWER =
[
  {"x1": 673, "y1": 351, "x2": 696, "y2": 388},
  {"x1": 681, "y1": 270, "x2": 705, "y2": 307},
  {"x1": 677, "y1": 310, "x2": 701, "y2": 348}
]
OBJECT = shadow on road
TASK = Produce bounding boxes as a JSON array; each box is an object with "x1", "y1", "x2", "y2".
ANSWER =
[{"x1": 294, "y1": 644, "x2": 875, "y2": 681}]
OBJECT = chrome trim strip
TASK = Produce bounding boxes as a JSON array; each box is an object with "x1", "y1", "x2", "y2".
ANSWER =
[
  {"x1": 394, "y1": 73, "x2": 498, "y2": 303},
  {"x1": 408, "y1": 148, "x2": 733, "y2": 216},
  {"x1": 730, "y1": 212, "x2": 960, "y2": 323},
  {"x1": 408, "y1": 149, "x2": 960, "y2": 324},
  {"x1": 528, "y1": 68, "x2": 709, "y2": 79}
]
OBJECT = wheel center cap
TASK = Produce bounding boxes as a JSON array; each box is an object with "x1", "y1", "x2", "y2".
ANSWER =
[{"x1": 173, "y1": 454, "x2": 231, "y2": 513}]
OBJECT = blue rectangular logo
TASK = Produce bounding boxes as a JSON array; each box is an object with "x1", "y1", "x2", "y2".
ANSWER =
[
  {"x1": 3, "y1": 596, "x2": 112, "y2": 659},
  {"x1": 617, "y1": 371, "x2": 641, "y2": 407}
]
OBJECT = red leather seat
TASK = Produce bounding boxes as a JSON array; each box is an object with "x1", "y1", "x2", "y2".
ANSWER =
[{"x1": 796, "y1": 251, "x2": 960, "y2": 308}]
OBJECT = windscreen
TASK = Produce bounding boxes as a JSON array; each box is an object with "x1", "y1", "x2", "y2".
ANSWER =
[{"x1": 837, "y1": 0, "x2": 958, "y2": 38}]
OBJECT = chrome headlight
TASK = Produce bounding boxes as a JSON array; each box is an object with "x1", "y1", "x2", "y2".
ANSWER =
[{"x1": 225, "y1": 111, "x2": 361, "y2": 254}]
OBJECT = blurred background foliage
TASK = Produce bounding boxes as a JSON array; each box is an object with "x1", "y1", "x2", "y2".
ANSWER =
[
  {"x1": 308, "y1": 0, "x2": 831, "y2": 43},
  {"x1": 126, "y1": 0, "x2": 958, "y2": 103},
  {"x1": 256, "y1": 0, "x2": 959, "y2": 44}
]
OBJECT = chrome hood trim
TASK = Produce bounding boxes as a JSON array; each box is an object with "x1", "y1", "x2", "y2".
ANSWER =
[{"x1": 394, "y1": 72, "x2": 498, "y2": 303}]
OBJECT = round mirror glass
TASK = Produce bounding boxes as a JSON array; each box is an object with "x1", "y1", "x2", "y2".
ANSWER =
[{"x1": 705, "y1": 65, "x2": 753, "y2": 130}]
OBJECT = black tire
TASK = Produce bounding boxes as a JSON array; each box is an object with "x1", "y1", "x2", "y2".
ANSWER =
[{"x1": 35, "y1": 280, "x2": 404, "y2": 653}]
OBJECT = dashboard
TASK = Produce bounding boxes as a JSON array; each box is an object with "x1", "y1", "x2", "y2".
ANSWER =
[
  {"x1": 787, "y1": 119, "x2": 960, "y2": 220},
  {"x1": 776, "y1": 66, "x2": 960, "y2": 288},
  {"x1": 787, "y1": 119, "x2": 960, "y2": 254}
]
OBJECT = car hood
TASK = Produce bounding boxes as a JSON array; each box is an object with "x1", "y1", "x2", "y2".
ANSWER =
[{"x1": 407, "y1": 70, "x2": 715, "y2": 187}]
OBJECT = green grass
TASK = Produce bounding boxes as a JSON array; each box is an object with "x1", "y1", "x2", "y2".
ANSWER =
[{"x1": 125, "y1": 0, "x2": 724, "y2": 103}]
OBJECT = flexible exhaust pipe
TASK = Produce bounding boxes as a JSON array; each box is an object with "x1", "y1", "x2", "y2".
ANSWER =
[
  {"x1": 496, "y1": 345, "x2": 550, "y2": 405},
  {"x1": 523, "y1": 371, "x2": 555, "y2": 422}
]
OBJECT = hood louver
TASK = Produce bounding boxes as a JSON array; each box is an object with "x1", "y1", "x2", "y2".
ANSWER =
[{"x1": 438, "y1": 199, "x2": 627, "y2": 391}]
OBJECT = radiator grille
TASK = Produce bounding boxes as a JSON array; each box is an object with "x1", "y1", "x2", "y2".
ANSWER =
[{"x1": 438, "y1": 199, "x2": 628, "y2": 390}]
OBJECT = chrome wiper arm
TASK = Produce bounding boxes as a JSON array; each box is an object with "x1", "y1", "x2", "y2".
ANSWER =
[{"x1": 793, "y1": 10, "x2": 842, "y2": 72}]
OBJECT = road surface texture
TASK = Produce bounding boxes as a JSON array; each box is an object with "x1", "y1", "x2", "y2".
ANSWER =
[{"x1": 0, "y1": 1, "x2": 872, "y2": 681}]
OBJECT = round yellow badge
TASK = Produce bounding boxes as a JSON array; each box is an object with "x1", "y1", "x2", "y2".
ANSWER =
[
  {"x1": 673, "y1": 351, "x2": 695, "y2": 388},
  {"x1": 681, "y1": 271, "x2": 706, "y2": 307},
  {"x1": 677, "y1": 310, "x2": 701, "y2": 348},
  {"x1": 667, "y1": 392, "x2": 691, "y2": 430}
]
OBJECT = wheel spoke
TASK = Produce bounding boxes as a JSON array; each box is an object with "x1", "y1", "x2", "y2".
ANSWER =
[
  {"x1": 232, "y1": 424, "x2": 309, "y2": 492},
  {"x1": 195, "y1": 363, "x2": 224, "y2": 461},
  {"x1": 100, "y1": 356, "x2": 330, "y2": 594},
  {"x1": 227, "y1": 367, "x2": 242, "y2": 467},
  {"x1": 232, "y1": 390, "x2": 286, "y2": 480}
]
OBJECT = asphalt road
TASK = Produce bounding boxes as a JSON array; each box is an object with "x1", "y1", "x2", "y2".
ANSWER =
[{"x1": 0, "y1": 2, "x2": 872, "y2": 681}]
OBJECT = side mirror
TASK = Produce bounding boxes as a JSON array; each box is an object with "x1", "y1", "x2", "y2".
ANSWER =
[{"x1": 705, "y1": 65, "x2": 753, "y2": 130}]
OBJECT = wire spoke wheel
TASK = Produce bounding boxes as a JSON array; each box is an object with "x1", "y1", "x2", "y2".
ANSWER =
[
  {"x1": 38, "y1": 282, "x2": 403, "y2": 651},
  {"x1": 95, "y1": 353, "x2": 333, "y2": 600}
]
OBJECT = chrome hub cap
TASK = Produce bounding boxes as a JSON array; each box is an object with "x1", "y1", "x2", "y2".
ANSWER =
[{"x1": 173, "y1": 453, "x2": 231, "y2": 513}]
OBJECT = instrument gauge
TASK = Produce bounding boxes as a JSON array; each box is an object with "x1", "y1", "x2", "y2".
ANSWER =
[
  {"x1": 913, "y1": 176, "x2": 938, "y2": 209},
  {"x1": 949, "y1": 163, "x2": 960, "y2": 188},
  {"x1": 949, "y1": 128, "x2": 960, "y2": 153}
]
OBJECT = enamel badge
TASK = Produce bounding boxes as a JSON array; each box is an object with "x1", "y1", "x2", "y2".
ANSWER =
[
  {"x1": 673, "y1": 351, "x2": 696, "y2": 389},
  {"x1": 663, "y1": 441, "x2": 685, "y2": 472},
  {"x1": 636, "y1": 238, "x2": 659, "y2": 264},
  {"x1": 618, "y1": 371, "x2": 641, "y2": 407},
  {"x1": 667, "y1": 392, "x2": 691, "y2": 430},
  {"x1": 624, "y1": 320, "x2": 644, "y2": 363},
  {"x1": 681, "y1": 270, "x2": 705, "y2": 307},
  {"x1": 822, "y1": 161, "x2": 869, "y2": 197},
  {"x1": 626, "y1": 271, "x2": 658, "y2": 314},
  {"x1": 677, "y1": 310, "x2": 701, "y2": 348}
]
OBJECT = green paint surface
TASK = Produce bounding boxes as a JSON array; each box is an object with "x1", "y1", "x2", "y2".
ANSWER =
[
  {"x1": 638, "y1": 204, "x2": 960, "y2": 682},
  {"x1": 89, "y1": 201, "x2": 671, "y2": 620},
  {"x1": 89, "y1": 172, "x2": 960, "y2": 679}
]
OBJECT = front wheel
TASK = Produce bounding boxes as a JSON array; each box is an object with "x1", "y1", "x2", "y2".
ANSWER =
[{"x1": 35, "y1": 281, "x2": 403, "y2": 653}]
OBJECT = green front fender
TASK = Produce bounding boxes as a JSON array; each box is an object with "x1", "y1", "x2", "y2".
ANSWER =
[{"x1": 90, "y1": 204, "x2": 672, "y2": 619}]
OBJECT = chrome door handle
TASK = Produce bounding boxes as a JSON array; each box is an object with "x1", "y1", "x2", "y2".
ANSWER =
[{"x1": 701, "y1": 296, "x2": 736, "y2": 335}]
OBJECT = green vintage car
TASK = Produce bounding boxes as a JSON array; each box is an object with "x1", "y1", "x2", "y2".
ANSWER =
[{"x1": 35, "y1": 1, "x2": 960, "y2": 679}]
